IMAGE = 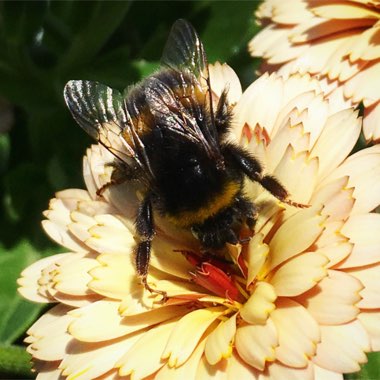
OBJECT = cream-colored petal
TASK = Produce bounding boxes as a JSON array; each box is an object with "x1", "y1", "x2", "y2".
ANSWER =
[
  {"x1": 209, "y1": 62, "x2": 242, "y2": 105},
  {"x1": 349, "y1": 26, "x2": 380, "y2": 61},
  {"x1": 313, "y1": 364, "x2": 343, "y2": 380},
  {"x1": 240, "y1": 282, "x2": 276, "y2": 324},
  {"x1": 314, "y1": 220, "x2": 347, "y2": 250},
  {"x1": 233, "y1": 73, "x2": 284, "y2": 139},
  {"x1": 196, "y1": 355, "x2": 228, "y2": 379},
  {"x1": 291, "y1": 18, "x2": 374, "y2": 43},
  {"x1": 279, "y1": 74, "x2": 322, "y2": 115},
  {"x1": 266, "y1": 32, "x2": 310, "y2": 65},
  {"x1": 86, "y1": 221, "x2": 135, "y2": 255},
  {"x1": 42, "y1": 220, "x2": 88, "y2": 254},
  {"x1": 162, "y1": 307, "x2": 224, "y2": 367},
  {"x1": 96, "y1": 369, "x2": 124, "y2": 380},
  {"x1": 59, "y1": 334, "x2": 140, "y2": 380},
  {"x1": 56, "y1": 189, "x2": 92, "y2": 202},
  {"x1": 89, "y1": 253, "x2": 138, "y2": 300},
  {"x1": 270, "y1": 252, "x2": 328, "y2": 297},
  {"x1": 310, "y1": 109, "x2": 361, "y2": 181},
  {"x1": 267, "y1": 0, "x2": 314, "y2": 24},
  {"x1": 271, "y1": 298, "x2": 320, "y2": 368},
  {"x1": 313, "y1": 218, "x2": 353, "y2": 270},
  {"x1": 84, "y1": 144, "x2": 113, "y2": 194},
  {"x1": 347, "y1": 263, "x2": 380, "y2": 308},
  {"x1": 76, "y1": 199, "x2": 117, "y2": 217},
  {"x1": 294, "y1": 94, "x2": 330, "y2": 147},
  {"x1": 137, "y1": 278, "x2": 205, "y2": 305},
  {"x1": 268, "y1": 205, "x2": 325, "y2": 271},
  {"x1": 235, "y1": 318, "x2": 278, "y2": 371},
  {"x1": 311, "y1": 177, "x2": 354, "y2": 222},
  {"x1": 289, "y1": 32, "x2": 358, "y2": 76},
  {"x1": 105, "y1": 181, "x2": 140, "y2": 221},
  {"x1": 321, "y1": 34, "x2": 363, "y2": 80},
  {"x1": 150, "y1": 237, "x2": 194, "y2": 280},
  {"x1": 249, "y1": 25, "x2": 293, "y2": 58},
  {"x1": 312, "y1": 3, "x2": 380, "y2": 20},
  {"x1": 246, "y1": 233, "x2": 269, "y2": 286},
  {"x1": 27, "y1": 304, "x2": 74, "y2": 361},
  {"x1": 273, "y1": 147, "x2": 319, "y2": 206},
  {"x1": 53, "y1": 255, "x2": 98, "y2": 296},
  {"x1": 344, "y1": 60, "x2": 380, "y2": 105},
  {"x1": 83, "y1": 153, "x2": 97, "y2": 200},
  {"x1": 156, "y1": 338, "x2": 206, "y2": 380},
  {"x1": 49, "y1": 292, "x2": 101, "y2": 308},
  {"x1": 204, "y1": 313, "x2": 237, "y2": 365},
  {"x1": 267, "y1": 360, "x2": 314, "y2": 380},
  {"x1": 363, "y1": 101, "x2": 380, "y2": 142},
  {"x1": 226, "y1": 351, "x2": 260, "y2": 379},
  {"x1": 17, "y1": 253, "x2": 69, "y2": 303},
  {"x1": 319, "y1": 145, "x2": 380, "y2": 214},
  {"x1": 68, "y1": 299, "x2": 188, "y2": 342},
  {"x1": 298, "y1": 270, "x2": 362, "y2": 325},
  {"x1": 68, "y1": 299, "x2": 124, "y2": 342},
  {"x1": 339, "y1": 214, "x2": 380, "y2": 268},
  {"x1": 337, "y1": 57, "x2": 369, "y2": 83},
  {"x1": 266, "y1": 123, "x2": 310, "y2": 173},
  {"x1": 316, "y1": 242, "x2": 352, "y2": 269},
  {"x1": 270, "y1": 90, "x2": 322, "y2": 143},
  {"x1": 35, "y1": 365, "x2": 62, "y2": 380},
  {"x1": 358, "y1": 311, "x2": 380, "y2": 351},
  {"x1": 117, "y1": 319, "x2": 178, "y2": 378},
  {"x1": 313, "y1": 321, "x2": 370, "y2": 373}
]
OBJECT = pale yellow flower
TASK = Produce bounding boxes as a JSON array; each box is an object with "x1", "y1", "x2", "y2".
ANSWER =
[
  {"x1": 249, "y1": 0, "x2": 380, "y2": 142},
  {"x1": 18, "y1": 66, "x2": 380, "y2": 380}
]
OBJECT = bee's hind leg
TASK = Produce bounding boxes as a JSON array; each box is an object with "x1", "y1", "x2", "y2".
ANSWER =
[{"x1": 135, "y1": 195, "x2": 168, "y2": 303}]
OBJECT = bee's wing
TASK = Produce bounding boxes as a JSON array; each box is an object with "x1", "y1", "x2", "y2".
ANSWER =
[
  {"x1": 64, "y1": 80, "x2": 154, "y2": 184},
  {"x1": 161, "y1": 19, "x2": 207, "y2": 80},
  {"x1": 160, "y1": 19, "x2": 221, "y2": 159}
]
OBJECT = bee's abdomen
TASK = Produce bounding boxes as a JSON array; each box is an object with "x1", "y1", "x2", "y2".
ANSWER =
[{"x1": 164, "y1": 179, "x2": 241, "y2": 228}]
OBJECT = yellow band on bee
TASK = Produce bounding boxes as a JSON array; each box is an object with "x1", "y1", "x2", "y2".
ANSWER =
[{"x1": 166, "y1": 180, "x2": 240, "y2": 227}]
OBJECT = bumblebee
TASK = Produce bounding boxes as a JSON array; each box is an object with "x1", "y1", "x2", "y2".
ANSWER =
[{"x1": 64, "y1": 19, "x2": 302, "y2": 298}]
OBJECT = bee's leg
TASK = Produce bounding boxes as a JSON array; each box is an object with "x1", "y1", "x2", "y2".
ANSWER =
[
  {"x1": 135, "y1": 196, "x2": 168, "y2": 302},
  {"x1": 233, "y1": 195, "x2": 257, "y2": 231},
  {"x1": 96, "y1": 162, "x2": 130, "y2": 197},
  {"x1": 223, "y1": 143, "x2": 308, "y2": 208},
  {"x1": 214, "y1": 89, "x2": 233, "y2": 135}
]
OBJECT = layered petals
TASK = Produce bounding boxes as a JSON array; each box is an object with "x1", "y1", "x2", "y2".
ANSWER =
[
  {"x1": 18, "y1": 70, "x2": 380, "y2": 379},
  {"x1": 250, "y1": 0, "x2": 380, "y2": 142}
]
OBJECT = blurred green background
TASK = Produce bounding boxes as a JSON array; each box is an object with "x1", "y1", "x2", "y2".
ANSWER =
[{"x1": 0, "y1": 1, "x2": 377, "y2": 379}]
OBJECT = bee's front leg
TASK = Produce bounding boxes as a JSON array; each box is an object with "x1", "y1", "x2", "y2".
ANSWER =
[
  {"x1": 135, "y1": 196, "x2": 168, "y2": 302},
  {"x1": 223, "y1": 143, "x2": 308, "y2": 208},
  {"x1": 96, "y1": 161, "x2": 134, "y2": 197}
]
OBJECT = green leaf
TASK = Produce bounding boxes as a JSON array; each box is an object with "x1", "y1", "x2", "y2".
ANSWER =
[
  {"x1": 201, "y1": 0, "x2": 257, "y2": 63},
  {"x1": 0, "y1": 240, "x2": 44, "y2": 345},
  {"x1": 132, "y1": 60, "x2": 159, "y2": 79},
  {"x1": 0, "y1": 344, "x2": 33, "y2": 378},
  {"x1": 57, "y1": 1, "x2": 132, "y2": 73},
  {"x1": 3, "y1": 163, "x2": 46, "y2": 223},
  {"x1": 345, "y1": 352, "x2": 380, "y2": 380},
  {"x1": 0, "y1": 133, "x2": 10, "y2": 174},
  {"x1": 0, "y1": 0, "x2": 48, "y2": 45}
]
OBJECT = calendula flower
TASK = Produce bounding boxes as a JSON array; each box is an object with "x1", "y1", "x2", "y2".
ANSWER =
[
  {"x1": 249, "y1": 0, "x2": 380, "y2": 142},
  {"x1": 18, "y1": 66, "x2": 380, "y2": 380}
]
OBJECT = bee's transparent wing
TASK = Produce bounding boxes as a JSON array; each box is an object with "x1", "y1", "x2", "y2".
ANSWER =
[
  {"x1": 161, "y1": 19, "x2": 207, "y2": 79},
  {"x1": 64, "y1": 80, "x2": 154, "y2": 183},
  {"x1": 160, "y1": 19, "x2": 220, "y2": 158}
]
